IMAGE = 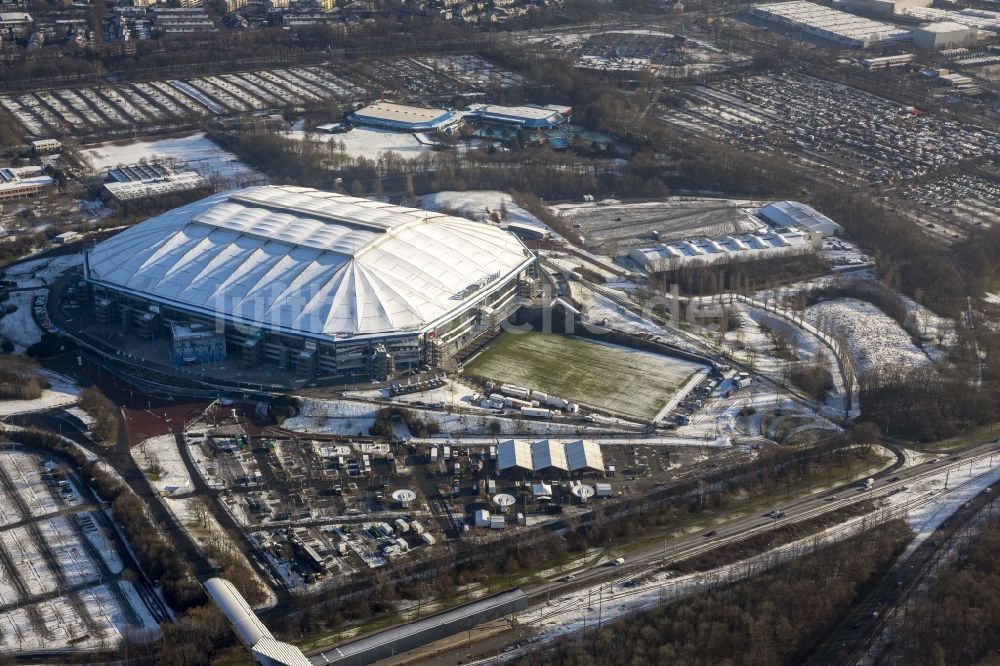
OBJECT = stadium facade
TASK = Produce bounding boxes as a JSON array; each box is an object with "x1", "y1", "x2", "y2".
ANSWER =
[{"x1": 83, "y1": 186, "x2": 536, "y2": 382}]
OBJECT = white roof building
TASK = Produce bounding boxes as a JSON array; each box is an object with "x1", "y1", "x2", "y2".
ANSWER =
[
  {"x1": 464, "y1": 104, "x2": 567, "y2": 128},
  {"x1": 628, "y1": 230, "x2": 814, "y2": 273},
  {"x1": 498, "y1": 439, "x2": 602, "y2": 476},
  {"x1": 349, "y1": 101, "x2": 462, "y2": 132},
  {"x1": 912, "y1": 21, "x2": 979, "y2": 49},
  {"x1": 497, "y1": 439, "x2": 533, "y2": 472},
  {"x1": 758, "y1": 201, "x2": 845, "y2": 237},
  {"x1": 565, "y1": 439, "x2": 604, "y2": 473},
  {"x1": 751, "y1": 1, "x2": 912, "y2": 46},
  {"x1": 85, "y1": 186, "x2": 532, "y2": 342},
  {"x1": 531, "y1": 439, "x2": 568, "y2": 472}
]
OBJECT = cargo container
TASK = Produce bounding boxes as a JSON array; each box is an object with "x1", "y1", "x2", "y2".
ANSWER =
[
  {"x1": 545, "y1": 395, "x2": 570, "y2": 409},
  {"x1": 505, "y1": 397, "x2": 533, "y2": 409},
  {"x1": 530, "y1": 390, "x2": 548, "y2": 402},
  {"x1": 499, "y1": 384, "x2": 531, "y2": 399},
  {"x1": 395, "y1": 518, "x2": 410, "y2": 533},
  {"x1": 521, "y1": 406, "x2": 553, "y2": 418}
]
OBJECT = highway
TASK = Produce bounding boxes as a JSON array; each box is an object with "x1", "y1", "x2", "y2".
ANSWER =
[{"x1": 360, "y1": 439, "x2": 1000, "y2": 666}]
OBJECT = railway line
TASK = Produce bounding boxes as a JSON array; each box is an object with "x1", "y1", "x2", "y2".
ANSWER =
[{"x1": 463, "y1": 446, "x2": 1000, "y2": 664}]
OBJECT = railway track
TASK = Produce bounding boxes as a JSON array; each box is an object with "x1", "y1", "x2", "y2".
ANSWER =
[{"x1": 470, "y1": 454, "x2": 1000, "y2": 665}]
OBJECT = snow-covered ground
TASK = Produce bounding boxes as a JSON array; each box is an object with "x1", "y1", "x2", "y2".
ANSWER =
[
  {"x1": 421, "y1": 191, "x2": 551, "y2": 235},
  {"x1": 805, "y1": 298, "x2": 929, "y2": 376},
  {"x1": 80, "y1": 132, "x2": 265, "y2": 186},
  {"x1": 287, "y1": 127, "x2": 432, "y2": 159},
  {"x1": 78, "y1": 511, "x2": 124, "y2": 574},
  {"x1": 283, "y1": 398, "x2": 376, "y2": 437},
  {"x1": 284, "y1": 396, "x2": 626, "y2": 437},
  {"x1": 131, "y1": 435, "x2": 193, "y2": 495},
  {"x1": 0, "y1": 451, "x2": 60, "y2": 517},
  {"x1": 0, "y1": 290, "x2": 42, "y2": 352},
  {"x1": 0, "y1": 370, "x2": 81, "y2": 417}
]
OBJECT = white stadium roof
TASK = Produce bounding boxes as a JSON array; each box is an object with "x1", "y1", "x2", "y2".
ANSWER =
[{"x1": 85, "y1": 186, "x2": 532, "y2": 341}]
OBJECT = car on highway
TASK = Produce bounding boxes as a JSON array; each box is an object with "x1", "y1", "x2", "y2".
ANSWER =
[
  {"x1": 826, "y1": 495, "x2": 838, "y2": 501},
  {"x1": 703, "y1": 530, "x2": 718, "y2": 537}
]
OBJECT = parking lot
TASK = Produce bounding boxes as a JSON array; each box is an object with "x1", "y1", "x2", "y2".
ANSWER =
[
  {"x1": 0, "y1": 65, "x2": 373, "y2": 138},
  {"x1": 551, "y1": 198, "x2": 765, "y2": 253},
  {"x1": 897, "y1": 172, "x2": 1000, "y2": 234},
  {"x1": 350, "y1": 55, "x2": 526, "y2": 102},
  {"x1": 658, "y1": 73, "x2": 999, "y2": 188},
  {"x1": 0, "y1": 449, "x2": 163, "y2": 652}
]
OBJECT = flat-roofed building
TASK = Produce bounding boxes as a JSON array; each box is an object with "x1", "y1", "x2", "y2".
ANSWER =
[
  {"x1": 0, "y1": 166, "x2": 52, "y2": 202},
  {"x1": 465, "y1": 104, "x2": 567, "y2": 129},
  {"x1": 349, "y1": 101, "x2": 462, "y2": 133}
]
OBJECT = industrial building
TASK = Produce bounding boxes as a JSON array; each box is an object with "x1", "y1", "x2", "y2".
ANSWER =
[
  {"x1": 759, "y1": 200, "x2": 845, "y2": 237},
  {"x1": 464, "y1": 103, "x2": 569, "y2": 129},
  {"x1": 103, "y1": 162, "x2": 207, "y2": 201},
  {"x1": 497, "y1": 439, "x2": 605, "y2": 476},
  {"x1": 0, "y1": 12, "x2": 32, "y2": 32},
  {"x1": 839, "y1": 0, "x2": 930, "y2": 18},
  {"x1": 861, "y1": 53, "x2": 917, "y2": 69},
  {"x1": 348, "y1": 101, "x2": 463, "y2": 133},
  {"x1": 83, "y1": 186, "x2": 535, "y2": 382},
  {"x1": 911, "y1": 21, "x2": 980, "y2": 50},
  {"x1": 750, "y1": 1, "x2": 912, "y2": 47},
  {"x1": 628, "y1": 230, "x2": 814, "y2": 273},
  {"x1": 311, "y1": 588, "x2": 528, "y2": 666},
  {"x1": 0, "y1": 166, "x2": 53, "y2": 202},
  {"x1": 203, "y1": 578, "x2": 311, "y2": 666},
  {"x1": 900, "y1": 5, "x2": 999, "y2": 29}
]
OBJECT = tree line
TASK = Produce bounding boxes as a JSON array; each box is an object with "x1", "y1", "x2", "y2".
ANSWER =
[{"x1": 520, "y1": 520, "x2": 913, "y2": 666}]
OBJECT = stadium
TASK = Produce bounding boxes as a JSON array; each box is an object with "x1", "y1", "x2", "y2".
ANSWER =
[{"x1": 83, "y1": 186, "x2": 536, "y2": 383}]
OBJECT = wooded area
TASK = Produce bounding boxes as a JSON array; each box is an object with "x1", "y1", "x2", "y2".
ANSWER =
[{"x1": 521, "y1": 520, "x2": 912, "y2": 666}]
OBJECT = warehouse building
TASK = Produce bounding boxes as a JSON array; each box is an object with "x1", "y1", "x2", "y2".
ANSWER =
[
  {"x1": 349, "y1": 101, "x2": 463, "y2": 133},
  {"x1": 759, "y1": 200, "x2": 845, "y2": 237},
  {"x1": 751, "y1": 1, "x2": 912, "y2": 47},
  {"x1": 103, "y1": 162, "x2": 207, "y2": 202},
  {"x1": 901, "y1": 6, "x2": 1000, "y2": 30},
  {"x1": 912, "y1": 21, "x2": 980, "y2": 50},
  {"x1": 840, "y1": 0, "x2": 930, "y2": 18},
  {"x1": 628, "y1": 230, "x2": 814, "y2": 273},
  {"x1": 464, "y1": 103, "x2": 569, "y2": 129},
  {"x1": 0, "y1": 166, "x2": 52, "y2": 202},
  {"x1": 83, "y1": 186, "x2": 534, "y2": 383},
  {"x1": 497, "y1": 439, "x2": 605, "y2": 477},
  {"x1": 312, "y1": 589, "x2": 528, "y2": 666}
]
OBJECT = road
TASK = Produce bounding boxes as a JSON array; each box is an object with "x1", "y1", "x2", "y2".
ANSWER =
[
  {"x1": 803, "y1": 482, "x2": 999, "y2": 666},
  {"x1": 321, "y1": 439, "x2": 1000, "y2": 666}
]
